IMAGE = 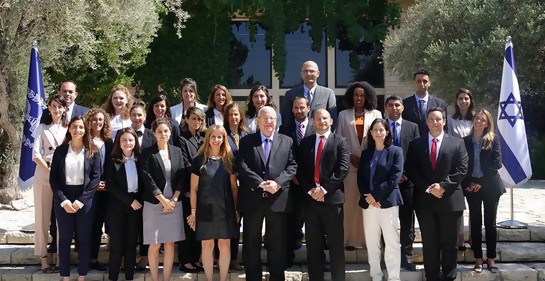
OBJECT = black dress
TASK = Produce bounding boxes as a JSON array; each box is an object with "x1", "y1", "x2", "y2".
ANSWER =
[{"x1": 191, "y1": 155, "x2": 237, "y2": 240}]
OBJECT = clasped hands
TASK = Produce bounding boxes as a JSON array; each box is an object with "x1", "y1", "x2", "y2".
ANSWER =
[
  {"x1": 464, "y1": 183, "x2": 482, "y2": 193},
  {"x1": 427, "y1": 183, "x2": 445, "y2": 198},
  {"x1": 259, "y1": 180, "x2": 280, "y2": 194},
  {"x1": 62, "y1": 202, "x2": 81, "y2": 214},
  {"x1": 161, "y1": 197, "x2": 176, "y2": 213},
  {"x1": 364, "y1": 193, "x2": 381, "y2": 208}
]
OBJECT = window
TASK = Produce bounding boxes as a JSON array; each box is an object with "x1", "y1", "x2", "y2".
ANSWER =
[
  {"x1": 229, "y1": 22, "x2": 272, "y2": 88},
  {"x1": 279, "y1": 22, "x2": 327, "y2": 88},
  {"x1": 335, "y1": 40, "x2": 384, "y2": 88}
]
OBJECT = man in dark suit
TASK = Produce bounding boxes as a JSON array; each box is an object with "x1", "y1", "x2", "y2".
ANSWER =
[
  {"x1": 402, "y1": 69, "x2": 448, "y2": 137},
  {"x1": 406, "y1": 107, "x2": 468, "y2": 281},
  {"x1": 281, "y1": 61, "x2": 337, "y2": 127},
  {"x1": 297, "y1": 109, "x2": 350, "y2": 281},
  {"x1": 238, "y1": 106, "x2": 298, "y2": 281},
  {"x1": 385, "y1": 95, "x2": 420, "y2": 271},
  {"x1": 279, "y1": 96, "x2": 315, "y2": 262}
]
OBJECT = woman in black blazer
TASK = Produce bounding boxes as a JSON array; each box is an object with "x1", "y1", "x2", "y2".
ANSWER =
[
  {"x1": 204, "y1": 84, "x2": 233, "y2": 127},
  {"x1": 85, "y1": 108, "x2": 114, "y2": 271},
  {"x1": 462, "y1": 109, "x2": 505, "y2": 273},
  {"x1": 357, "y1": 118, "x2": 404, "y2": 281},
  {"x1": 223, "y1": 102, "x2": 248, "y2": 270},
  {"x1": 176, "y1": 106, "x2": 207, "y2": 273},
  {"x1": 49, "y1": 116, "x2": 101, "y2": 281},
  {"x1": 144, "y1": 94, "x2": 181, "y2": 142},
  {"x1": 106, "y1": 127, "x2": 143, "y2": 281},
  {"x1": 140, "y1": 118, "x2": 186, "y2": 281}
]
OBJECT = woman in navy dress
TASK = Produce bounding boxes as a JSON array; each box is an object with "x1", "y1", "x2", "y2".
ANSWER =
[
  {"x1": 50, "y1": 116, "x2": 101, "y2": 281},
  {"x1": 187, "y1": 125, "x2": 238, "y2": 281}
]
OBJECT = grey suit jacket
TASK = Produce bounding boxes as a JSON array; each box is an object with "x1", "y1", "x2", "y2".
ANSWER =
[{"x1": 281, "y1": 85, "x2": 337, "y2": 127}]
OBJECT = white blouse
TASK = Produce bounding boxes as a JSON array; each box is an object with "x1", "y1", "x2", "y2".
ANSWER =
[
  {"x1": 124, "y1": 155, "x2": 138, "y2": 193},
  {"x1": 110, "y1": 115, "x2": 131, "y2": 139}
]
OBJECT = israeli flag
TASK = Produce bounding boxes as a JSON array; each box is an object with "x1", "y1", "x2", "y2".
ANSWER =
[
  {"x1": 18, "y1": 42, "x2": 47, "y2": 190},
  {"x1": 497, "y1": 36, "x2": 532, "y2": 186}
]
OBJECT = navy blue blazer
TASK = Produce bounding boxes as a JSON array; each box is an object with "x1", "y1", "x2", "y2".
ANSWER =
[
  {"x1": 49, "y1": 143, "x2": 101, "y2": 206},
  {"x1": 205, "y1": 108, "x2": 216, "y2": 127},
  {"x1": 139, "y1": 144, "x2": 186, "y2": 204},
  {"x1": 98, "y1": 139, "x2": 114, "y2": 182},
  {"x1": 402, "y1": 94, "x2": 448, "y2": 137},
  {"x1": 357, "y1": 145, "x2": 404, "y2": 209}
]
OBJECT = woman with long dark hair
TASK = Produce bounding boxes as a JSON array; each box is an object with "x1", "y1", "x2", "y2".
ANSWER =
[
  {"x1": 171, "y1": 78, "x2": 207, "y2": 126},
  {"x1": 145, "y1": 94, "x2": 181, "y2": 141},
  {"x1": 32, "y1": 94, "x2": 68, "y2": 273},
  {"x1": 245, "y1": 85, "x2": 281, "y2": 133},
  {"x1": 49, "y1": 116, "x2": 101, "y2": 281},
  {"x1": 357, "y1": 118, "x2": 403, "y2": 281},
  {"x1": 204, "y1": 84, "x2": 233, "y2": 127},
  {"x1": 107, "y1": 127, "x2": 143, "y2": 281}
]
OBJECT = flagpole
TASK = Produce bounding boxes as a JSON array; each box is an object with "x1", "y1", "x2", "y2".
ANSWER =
[{"x1": 496, "y1": 35, "x2": 529, "y2": 229}]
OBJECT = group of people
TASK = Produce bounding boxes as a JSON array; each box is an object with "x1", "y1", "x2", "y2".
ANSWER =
[{"x1": 31, "y1": 61, "x2": 505, "y2": 281}]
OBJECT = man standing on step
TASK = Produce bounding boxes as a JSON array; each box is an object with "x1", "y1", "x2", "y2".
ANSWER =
[
  {"x1": 297, "y1": 109, "x2": 350, "y2": 281},
  {"x1": 406, "y1": 107, "x2": 467, "y2": 281}
]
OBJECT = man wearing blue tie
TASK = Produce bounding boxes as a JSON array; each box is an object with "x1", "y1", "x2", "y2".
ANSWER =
[
  {"x1": 402, "y1": 69, "x2": 447, "y2": 137},
  {"x1": 385, "y1": 95, "x2": 420, "y2": 271}
]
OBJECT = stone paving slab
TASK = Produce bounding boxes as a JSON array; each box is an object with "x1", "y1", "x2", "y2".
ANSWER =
[
  {"x1": 0, "y1": 267, "x2": 38, "y2": 281},
  {"x1": 498, "y1": 242, "x2": 545, "y2": 262}
]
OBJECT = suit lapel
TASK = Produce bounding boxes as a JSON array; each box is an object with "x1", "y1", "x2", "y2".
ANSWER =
[
  {"x1": 168, "y1": 145, "x2": 178, "y2": 179},
  {"x1": 255, "y1": 134, "x2": 266, "y2": 164},
  {"x1": 83, "y1": 153, "x2": 91, "y2": 187},
  {"x1": 154, "y1": 148, "x2": 166, "y2": 176}
]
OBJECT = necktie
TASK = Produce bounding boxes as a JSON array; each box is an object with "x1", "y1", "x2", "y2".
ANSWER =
[
  {"x1": 136, "y1": 131, "x2": 143, "y2": 137},
  {"x1": 391, "y1": 122, "x2": 399, "y2": 146},
  {"x1": 430, "y1": 137, "x2": 438, "y2": 171},
  {"x1": 419, "y1": 99, "x2": 426, "y2": 120},
  {"x1": 264, "y1": 138, "x2": 271, "y2": 180},
  {"x1": 233, "y1": 133, "x2": 239, "y2": 148},
  {"x1": 308, "y1": 90, "x2": 313, "y2": 105},
  {"x1": 297, "y1": 123, "x2": 305, "y2": 143},
  {"x1": 65, "y1": 107, "x2": 71, "y2": 120},
  {"x1": 314, "y1": 136, "x2": 325, "y2": 185}
]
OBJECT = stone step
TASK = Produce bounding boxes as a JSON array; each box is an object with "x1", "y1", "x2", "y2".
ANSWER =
[
  {"x1": 1, "y1": 263, "x2": 545, "y2": 281},
  {"x1": 3, "y1": 241, "x2": 545, "y2": 266},
  {"x1": 2, "y1": 225, "x2": 545, "y2": 245}
]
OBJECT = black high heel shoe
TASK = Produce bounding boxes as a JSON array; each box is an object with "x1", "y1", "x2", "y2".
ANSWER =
[{"x1": 486, "y1": 260, "x2": 499, "y2": 273}]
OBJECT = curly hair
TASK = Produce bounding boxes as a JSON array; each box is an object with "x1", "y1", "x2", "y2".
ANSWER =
[
  {"x1": 101, "y1": 84, "x2": 134, "y2": 119},
  {"x1": 343, "y1": 81, "x2": 377, "y2": 110},
  {"x1": 84, "y1": 108, "x2": 112, "y2": 141}
]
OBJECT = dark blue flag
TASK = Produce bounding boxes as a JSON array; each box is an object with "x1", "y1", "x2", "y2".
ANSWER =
[{"x1": 18, "y1": 42, "x2": 46, "y2": 190}]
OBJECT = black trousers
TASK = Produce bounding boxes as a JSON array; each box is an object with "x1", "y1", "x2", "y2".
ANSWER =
[
  {"x1": 54, "y1": 185, "x2": 95, "y2": 277},
  {"x1": 242, "y1": 204, "x2": 287, "y2": 281},
  {"x1": 416, "y1": 209, "x2": 462, "y2": 281},
  {"x1": 91, "y1": 190, "x2": 108, "y2": 259},
  {"x1": 305, "y1": 201, "x2": 345, "y2": 281},
  {"x1": 107, "y1": 195, "x2": 140, "y2": 281},
  {"x1": 467, "y1": 191, "x2": 501, "y2": 259},
  {"x1": 399, "y1": 186, "x2": 415, "y2": 263},
  {"x1": 287, "y1": 188, "x2": 305, "y2": 261},
  {"x1": 178, "y1": 196, "x2": 201, "y2": 264}
]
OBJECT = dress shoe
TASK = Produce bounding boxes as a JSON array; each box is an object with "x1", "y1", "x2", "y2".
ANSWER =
[
  {"x1": 401, "y1": 261, "x2": 417, "y2": 271},
  {"x1": 90, "y1": 261, "x2": 107, "y2": 271},
  {"x1": 229, "y1": 261, "x2": 243, "y2": 271},
  {"x1": 345, "y1": 246, "x2": 356, "y2": 251},
  {"x1": 192, "y1": 262, "x2": 204, "y2": 271}
]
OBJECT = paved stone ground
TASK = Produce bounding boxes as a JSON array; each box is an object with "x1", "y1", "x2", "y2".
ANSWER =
[{"x1": 1, "y1": 180, "x2": 545, "y2": 233}]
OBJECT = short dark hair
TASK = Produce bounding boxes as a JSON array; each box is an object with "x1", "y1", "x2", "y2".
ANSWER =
[
  {"x1": 427, "y1": 107, "x2": 446, "y2": 119},
  {"x1": 413, "y1": 69, "x2": 430, "y2": 80},
  {"x1": 151, "y1": 117, "x2": 172, "y2": 132},
  {"x1": 366, "y1": 118, "x2": 393, "y2": 149},
  {"x1": 343, "y1": 81, "x2": 377, "y2": 110},
  {"x1": 385, "y1": 95, "x2": 403, "y2": 105},
  {"x1": 58, "y1": 80, "x2": 77, "y2": 91},
  {"x1": 293, "y1": 96, "x2": 310, "y2": 107}
]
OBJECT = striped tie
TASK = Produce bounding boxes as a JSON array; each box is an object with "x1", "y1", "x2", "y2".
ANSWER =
[{"x1": 297, "y1": 123, "x2": 305, "y2": 143}]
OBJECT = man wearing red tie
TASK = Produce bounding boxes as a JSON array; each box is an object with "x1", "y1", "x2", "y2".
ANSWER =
[
  {"x1": 406, "y1": 107, "x2": 468, "y2": 281},
  {"x1": 297, "y1": 109, "x2": 350, "y2": 281}
]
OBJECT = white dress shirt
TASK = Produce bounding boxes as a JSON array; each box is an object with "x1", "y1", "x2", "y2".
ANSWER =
[
  {"x1": 309, "y1": 130, "x2": 331, "y2": 195},
  {"x1": 124, "y1": 154, "x2": 139, "y2": 193},
  {"x1": 428, "y1": 132, "x2": 445, "y2": 161},
  {"x1": 61, "y1": 144, "x2": 86, "y2": 208},
  {"x1": 213, "y1": 108, "x2": 224, "y2": 126}
]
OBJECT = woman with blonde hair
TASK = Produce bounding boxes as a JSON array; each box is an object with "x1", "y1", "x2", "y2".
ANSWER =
[
  {"x1": 462, "y1": 109, "x2": 505, "y2": 274},
  {"x1": 102, "y1": 84, "x2": 134, "y2": 139},
  {"x1": 204, "y1": 84, "x2": 233, "y2": 127},
  {"x1": 187, "y1": 125, "x2": 239, "y2": 281}
]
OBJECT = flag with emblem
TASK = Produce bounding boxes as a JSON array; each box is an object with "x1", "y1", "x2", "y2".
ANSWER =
[
  {"x1": 18, "y1": 42, "x2": 47, "y2": 190},
  {"x1": 497, "y1": 36, "x2": 532, "y2": 186}
]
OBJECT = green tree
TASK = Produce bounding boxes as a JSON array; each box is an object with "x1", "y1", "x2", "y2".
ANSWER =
[
  {"x1": 383, "y1": 0, "x2": 545, "y2": 178},
  {"x1": 0, "y1": 0, "x2": 160, "y2": 203},
  {"x1": 136, "y1": 0, "x2": 401, "y2": 100}
]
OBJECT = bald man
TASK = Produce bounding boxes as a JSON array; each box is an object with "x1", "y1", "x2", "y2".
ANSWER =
[
  {"x1": 297, "y1": 109, "x2": 350, "y2": 281},
  {"x1": 281, "y1": 61, "x2": 337, "y2": 128}
]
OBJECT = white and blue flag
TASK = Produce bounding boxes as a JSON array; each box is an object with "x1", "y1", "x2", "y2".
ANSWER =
[
  {"x1": 18, "y1": 42, "x2": 47, "y2": 190},
  {"x1": 497, "y1": 37, "x2": 532, "y2": 186}
]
